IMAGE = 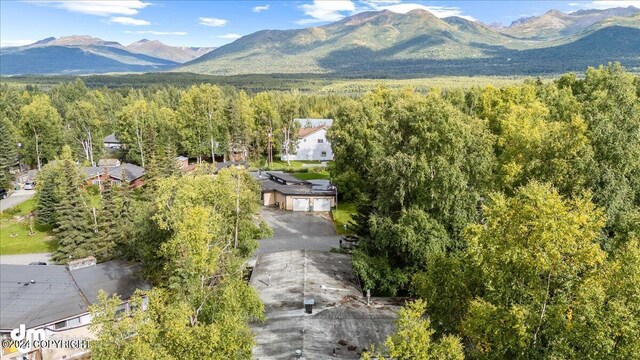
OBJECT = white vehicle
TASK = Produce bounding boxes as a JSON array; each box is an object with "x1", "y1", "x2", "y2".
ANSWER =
[{"x1": 24, "y1": 181, "x2": 36, "y2": 190}]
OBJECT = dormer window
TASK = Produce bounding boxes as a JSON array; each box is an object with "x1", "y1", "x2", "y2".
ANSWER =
[{"x1": 318, "y1": 139, "x2": 324, "y2": 143}]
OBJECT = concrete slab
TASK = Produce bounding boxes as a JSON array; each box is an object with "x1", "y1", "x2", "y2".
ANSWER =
[{"x1": 258, "y1": 207, "x2": 341, "y2": 254}]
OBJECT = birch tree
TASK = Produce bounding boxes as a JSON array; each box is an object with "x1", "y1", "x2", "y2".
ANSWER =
[
  {"x1": 177, "y1": 84, "x2": 224, "y2": 163},
  {"x1": 66, "y1": 100, "x2": 103, "y2": 166},
  {"x1": 18, "y1": 94, "x2": 63, "y2": 170},
  {"x1": 251, "y1": 92, "x2": 280, "y2": 166}
]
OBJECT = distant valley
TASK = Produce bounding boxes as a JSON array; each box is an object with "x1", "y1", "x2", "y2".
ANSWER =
[{"x1": 1, "y1": 6, "x2": 638, "y2": 77}]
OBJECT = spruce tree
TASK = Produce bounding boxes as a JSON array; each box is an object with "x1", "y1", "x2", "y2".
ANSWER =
[
  {"x1": 94, "y1": 179, "x2": 118, "y2": 261},
  {"x1": 0, "y1": 118, "x2": 17, "y2": 188},
  {"x1": 35, "y1": 166, "x2": 60, "y2": 226},
  {"x1": 51, "y1": 146, "x2": 95, "y2": 263}
]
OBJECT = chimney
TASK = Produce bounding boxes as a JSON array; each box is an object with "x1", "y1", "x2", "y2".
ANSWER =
[
  {"x1": 304, "y1": 298, "x2": 315, "y2": 314},
  {"x1": 68, "y1": 256, "x2": 97, "y2": 270}
]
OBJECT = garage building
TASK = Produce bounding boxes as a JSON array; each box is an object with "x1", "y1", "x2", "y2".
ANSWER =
[{"x1": 255, "y1": 172, "x2": 336, "y2": 212}]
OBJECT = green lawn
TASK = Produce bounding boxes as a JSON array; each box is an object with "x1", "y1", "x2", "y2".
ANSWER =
[
  {"x1": 0, "y1": 192, "x2": 101, "y2": 255},
  {"x1": 332, "y1": 202, "x2": 357, "y2": 235},
  {"x1": 0, "y1": 220, "x2": 56, "y2": 255},
  {"x1": 251, "y1": 159, "x2": 329, "y2": 172}
]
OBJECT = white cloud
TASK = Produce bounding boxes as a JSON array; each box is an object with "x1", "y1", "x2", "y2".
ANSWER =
[
  {"x1": 587, "y1": 0, "x2": 640, "y2": 8},
  {"x1": 199, "y1": 17, "x2": 228, "y2": 26},
  {"x1": 296, "y1": 0, "x2": 356, "y2": 24},
  {"x1": 568, "y1": 1, "x2": 640, "y2": 8},
  {"x1": 30, "y1": 0, "x2": 151, "y2": 16},
  {"x1": 218, "y1": 33, "x2": 242, "y2": 39},
  {"x1": 0, "y1": 39, "x2": 35, "y2": 47},
  {"x1": 369, "y1": 2, "x2": 476, "y2": 20},
  {"x1": 125, "y1": 30, "x2": 187, "y2": 35},
  {"x1": 253, "y1": 5, "x2": 270, "y2": 13},
  {"x1": 110, "y1": 16, "x2": 150, "y2": 25}
]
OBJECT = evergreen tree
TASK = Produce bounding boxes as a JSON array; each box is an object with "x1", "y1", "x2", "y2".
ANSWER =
[
  {"x1": 0, "y1": 117, "x2": 17, "y2": 188},
  {"x1": 51, "y1": 146, "x2": 95, "y2": 263},
  {"x1": 34, "y1": 163, "x2": 61, "y2": 226},
  {"x1": 94, "y1": 179, "x2": 119, "y2": 262}
]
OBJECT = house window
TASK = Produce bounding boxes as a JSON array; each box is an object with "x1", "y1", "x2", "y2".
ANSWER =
[
  {"x1": 111, "y1": 180, "x2": 121, "y2": 186},
  {"x1": 303, "y1": 139, "x2": 307, "y2": 142},
  {"x1": 321, "y1": 151, "x2": 327, "y2": 157},
  {"x1": 317, "y1": 139, "x2": 324, "y2": 143},
  {"x1": 54, "y1": 320, "x2": 67, "y2": 330},
  {"x1": 92, "y1": 179, "x2": 101, "y2": 185}
]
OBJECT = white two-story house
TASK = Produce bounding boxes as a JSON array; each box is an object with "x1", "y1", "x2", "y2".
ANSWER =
[{"x1": 282, "y1": 119, "x2": 334, "y2": 161}]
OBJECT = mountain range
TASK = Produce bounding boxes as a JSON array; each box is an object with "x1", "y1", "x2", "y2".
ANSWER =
[
  {"x1": 0, "y1": 36, "x2": 214, "y2": 75},
  {"x1": 1, "y1": 6, "x2": 639, "y2": 77}
]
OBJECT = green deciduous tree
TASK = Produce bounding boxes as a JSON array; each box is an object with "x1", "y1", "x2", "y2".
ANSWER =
[
  {"x1": 18, "y1": 94, "x2": 63, "y2": 169},
  {"x1": 177, "y1": 84, "x2": 224, "y2": 162},
  {"x1": 363, "y1": 299, "x2": 465, "y2": 360},
  {"x1": 462, "y1": 182, "x2": 606, "y2": 359}
]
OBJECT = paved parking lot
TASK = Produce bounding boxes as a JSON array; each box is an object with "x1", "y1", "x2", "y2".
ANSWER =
[{"x1": 257, "y1": 207, "x2": 341, "y2": 254}]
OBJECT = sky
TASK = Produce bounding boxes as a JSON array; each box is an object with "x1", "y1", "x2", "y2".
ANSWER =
[{"x1": 1, "y1": 0, "x2": 639, "y2": 48}]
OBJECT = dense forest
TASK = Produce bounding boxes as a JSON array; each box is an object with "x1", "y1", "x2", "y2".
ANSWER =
[
  {"x1": 329, "y1": 63, "x2": 640, "y2": 358},
  {"x1": 0, "y1": 63, "x2": 638, "y2": 359}
]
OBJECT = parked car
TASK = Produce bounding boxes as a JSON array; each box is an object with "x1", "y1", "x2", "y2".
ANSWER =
[
  {"x1": 24, "y1": 181, "x2": 35, "y2": 190},
  {"x1": 0, "y1": 188, "x2": 7, "y2": 199}
]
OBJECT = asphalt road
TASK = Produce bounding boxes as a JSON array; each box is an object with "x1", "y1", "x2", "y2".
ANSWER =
[
  {"x1": 0, "y1": 189, "x2": 36, "y2": 212},
  {"x1": 257, "y1": 207, "x2": 341, "y2": 254}
]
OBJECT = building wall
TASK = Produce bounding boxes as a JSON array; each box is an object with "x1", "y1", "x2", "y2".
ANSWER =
[
  {"x1": 283, "y1": 128, "x2": 334, "y2": 161},
  {"x1": 275, "y1": 192, "x2": 287, "y2": 210},
  {"x1": 284, "y1": 195, "x2": 335, "y2": 211},
  {"x1": 263, "y1": 191, "x2": 274, "y2": 206}
]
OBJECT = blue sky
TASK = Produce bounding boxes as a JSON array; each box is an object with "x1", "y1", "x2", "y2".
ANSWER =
[{"x1": 1, "y1": 1, "x2": 639, "y2": 48}]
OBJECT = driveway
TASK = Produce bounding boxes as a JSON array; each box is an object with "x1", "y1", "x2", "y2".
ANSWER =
[
  {"x1": 0, "y1": 189, "x2": 36, "y2": 212},
  {"x1": 0, "y1": 252, "x2": 51, "y2": 265},
  {"x1": 257, "y1": 207, "x2": 341, "y2": 254}
]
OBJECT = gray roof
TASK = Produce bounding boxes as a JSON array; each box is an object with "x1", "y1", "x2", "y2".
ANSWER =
[
  {"x1": 250, "y1": 250, "x2": 400, "y2": 359},
  {"x1": 0, "y1": 261, "x2": 148, "y2": 331},
  {"x1": 83, "y1": 163, "x2": 145, "y2": 182},
  {"x1": 71, "y1": 260, "x2": 149, "y2": 304},
  {"x1": 0, "y1": 265, "x2": 87, "y2": 330},
  {"x1": 266, "y1": 171, "x2": 310, "y2": 185},
  {"x1": 103, "y1": 133, "x2": 120, "y2": 144},
  {"x1": 252, "y1": 172, "x2": 335, "y2": 196}
]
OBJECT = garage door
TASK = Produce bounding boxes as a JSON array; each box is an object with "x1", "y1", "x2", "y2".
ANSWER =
[
  {"x1": 293, "y1": 198, "x2": 310, "y2": 211},
  {"x1": 314, "y1": 198, "x2": 331, "y2": 211}
]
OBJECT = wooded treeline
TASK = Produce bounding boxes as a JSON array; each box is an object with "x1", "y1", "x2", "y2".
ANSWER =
[
  {"x1": 0, "y1": 80, "x2": 346, "y2": 184},
  {"x1": 329, "y1": 63, "x2": 640, "y2": 359}
]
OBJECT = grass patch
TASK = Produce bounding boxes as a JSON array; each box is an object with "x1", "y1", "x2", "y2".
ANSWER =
[
  {"x1": 332, "y1": 202, "x2": 357, "y2": 235},
  {"x1": 292, "y1": 171, "x2": 331, "y2": 180},
  {"x1": 0, "y1": 219, "x2": 57, "y2": 255}
]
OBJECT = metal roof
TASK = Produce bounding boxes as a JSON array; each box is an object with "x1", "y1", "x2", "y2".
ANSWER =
[
  {"x1": 0, "y1": 261, "x2": 148, "y2": 331},
  {"x1": 0, "y1": 265, "x2": 88, "y2": 330}
]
